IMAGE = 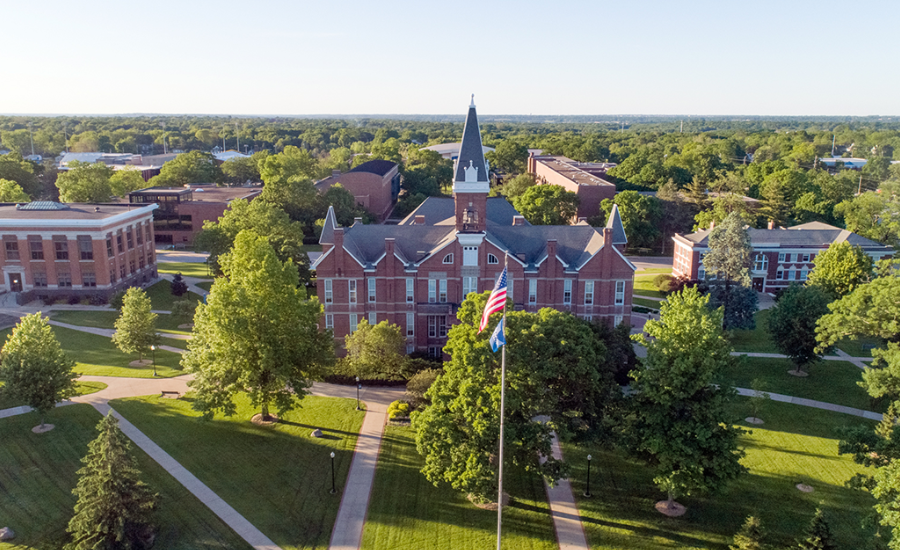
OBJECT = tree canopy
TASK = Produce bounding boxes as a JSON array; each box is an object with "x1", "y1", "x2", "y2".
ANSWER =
[
  {"x1": 595, "y1": 190, "x2": 663, "y2": 250},
  {"x1": 807, "y1": 241, "x2": 874, "y2": 298},
  {"x1": 703, "y1": 212, "x2": 754, "y2": 330},
  {"x1": 0, "y1": 178, "x2": 30, "y2": 202},
  {"x1": 766, "y1": 284, "x2": 832, "y2": 374},
  {"x1": 112, "y1": 288, "x2": 158, "y2": 362},
  {"x1": 149, "y1": 150, "x2": 222, "y2": 186},
  {"x1": 512, "y1": 185, "x2": 579, "y2": 225},
  {"x1": 343, "y1": 320, "x2": 408, "y2": 381}
]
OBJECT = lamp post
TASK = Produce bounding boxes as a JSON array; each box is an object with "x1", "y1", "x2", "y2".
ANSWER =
[
  {"x1": 329, "y1": 451, "x2": 336, "y2": 494},
  {"x1": 583, "y1": 454, "x2": 593, "y2": 498},
  {"x1": 355, "y1": 376, "x2": 361, "y2": 410},
  {"x1": 150, "y1": 344, "x2": 157, "y2": 377}
]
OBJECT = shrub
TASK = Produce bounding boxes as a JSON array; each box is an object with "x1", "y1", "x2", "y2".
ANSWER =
[
  {"x1": 68, "y1": 295, "x2": 80, "y2": 305},
  {"x1": 170, "y1": 273, "x2": 188, "y2": 297},
  {"x1": 654, "y1": 274, "x2": 678, "y2": 293},
  {"x1": 170, "y1": 299, "x2": 196, "y2": 320},
  {"x1": 89, "y1": 294, "x2": 107, "y2": 306},
  {"x1": 110, "y1": 290, "x2": 126, "y2": 310},
  {"x1": 42, "y1": 296, "x2": 55, "y2": 306},
  {"x1": 387, "y1": 400, "x2": 410, "y2": 420},
  {"x1": 405, "y1": 368, "x2": 441, "y2": 408}
]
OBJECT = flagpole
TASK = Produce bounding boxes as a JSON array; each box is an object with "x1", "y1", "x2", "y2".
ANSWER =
[{"x1": 496, "y1": 257, "x2": 509, "y2": 550}]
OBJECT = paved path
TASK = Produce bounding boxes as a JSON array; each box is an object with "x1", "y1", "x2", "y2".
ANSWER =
[
  {"x1": 731, "y1": 351, "x2": 872, "y2": 367},
  {"x1": 626, "y1": 256, "x2": 672, "y2": 271},
  {"x1": 541, "y1": 433, "x2": 589, "y2": 550},
  {"x1": 47, "y1": 319, "x2": 192, "y2": 342},
  {"x1": 156, "y1": 250, "x2": 210, "y2": 263},
  {"x1": 734, "y1": 387, "x2": 883, "y2": 421},
  {"x1": 160, "y1": 273, "x2": 210, "y2": 297}
]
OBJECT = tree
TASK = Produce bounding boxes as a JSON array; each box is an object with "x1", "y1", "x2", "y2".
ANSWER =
[
  {"x1": 112, "y1": 288, "x2": 158, "y2": 362},
  {"x1": 56, "y1": 161, "x2": 115, "y2": 202},
  {"x1": 66, "y1": 413, "x2": 157, "y2": 550},
  {"x1": 730, "y1": 515, "x2": 764, "y2": 550},
  {"x1": 767, "y1": 285, "x2": 832, "y2": 374},
  {"x1": 109, "y1": 167, "x2": 147, "y2": 197},
  {"x1": 0, "y1": 152, "x2": 39, "y2": 197},
  {"x1": 221, "y1": 156, "x2": 260, "y2": 185},
  {"x1": 501, "y1": 173, "x2": 536, "y2": 199},
  {"x1": 170, "y1": 273, "x2": 188, "y2": 296},
  {"x1": 170, "y1": 299, "x2": 196, "y2": 322},
  {"x1": 487, "y1": 140, "x2": 528, "y2": 174},
  {"x1": 259, "y1": 146, "x2": 320, "y2": 224},
  {"x1": 0, "y1": 313, "x2": 77, "y2": 428},
  {"x1": 0, "y1": 178, "x2": 30, "y2": 202},
  {"x1": 708, "y1": 284, "x2": 758, "y2": 330},
  {"x1": 595, "y1": 191, "x2": 663, "y2": 250},
  {"x1": 797, "y1": 508, "x2": 837, "y2": 550},
  {"x1": 319, "y1": 183, "x2": 374, "y2": 226},
  {"x1": 835, "y1": 189, "x2": 900, "y2": 248},
  {"x1": 703, "y1": 212, "x2": 754, "y2": 330},
  {"x1": 343, "y1": 320, "x2": 408, "y2": 381},
  {"x1": 815, "y1": 275, "x2": 900, "y2": 353},
  {"x1": 807, "y1": 241, "x2": 874, "y2": 298},
  {"x1": 627, "y1": 287, "x2": 746, "y2": 510},
  {"x1": 183, "y1": 230, "x2": 333, "y2": 420},
  {"x1": 149, "y1": 151, "x2": 222, "y2": 186},
  {"x1": 512, "y1": 185, "x2": 579, "y2": 225}
]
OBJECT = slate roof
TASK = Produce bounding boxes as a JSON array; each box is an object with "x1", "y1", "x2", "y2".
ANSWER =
[
  {"x1": 679, "y1": 222, "x2": 891, "y2": 250},
  {"x1": 605, "y1": 204, "x2": 628, "y2": 245},
  {"x1": 453, "y1": 99, "x2": 489, "y2": 183},
  {"x1": 399, "y1": 197, "x2": 526, "y2": 227},
  {"x1": 488, "y1": 224, "x2": 605, "y2": 270},
  {"x1": 348, "y1": 159, "x2": 397, "y2": 177}
]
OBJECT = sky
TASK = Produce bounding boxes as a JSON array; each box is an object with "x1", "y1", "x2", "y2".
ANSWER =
[{"x1": 2, "y1": 0, "x2": 898, "y2": 116}]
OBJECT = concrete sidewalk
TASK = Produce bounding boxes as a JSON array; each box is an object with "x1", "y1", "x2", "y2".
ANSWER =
[
  {"x1": 541, "y1": 433, "x2": 589, "y2": 550},
  {"x1": 734, "y1": 387, "x2": 883, "y2": 421}
]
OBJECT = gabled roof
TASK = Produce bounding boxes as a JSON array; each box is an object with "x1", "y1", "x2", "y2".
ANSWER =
[
  {"x1": 453, "y1": 97, "x2": 489, "y2": 183},
  {"x1": 679, "y1": 224, "x2": 891, "y2": 250},
  {"x1": 319, "y1": 205, "x2": 338, "y2": 245},
  {"x1": 605, "y1": 204, "x2": 628, "y2": 245},
  {"x1": 399, "y1": 197, "x2": 526, "y2": 227},
  {"x1": 487, "y1": 225, "x2": 607, "y2": 269},
  {"x1": 348, "y1": 159, "x2": 397, "y2": 176}
]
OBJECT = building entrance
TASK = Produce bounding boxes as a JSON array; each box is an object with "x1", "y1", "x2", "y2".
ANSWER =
[{"x1": 8, "y1": 273, "x2": 22, "y2": 292}]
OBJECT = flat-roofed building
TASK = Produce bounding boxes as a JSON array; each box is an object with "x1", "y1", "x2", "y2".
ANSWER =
[
  {"x1": 422, "y1": 142, "x2": 494, "y2": 160},
  {"x1": 527, "y1": 154, "x2": 617, "y2": 220},
  {"x1": 0, "y1": 201, "x2": 158, "y2": 304}
]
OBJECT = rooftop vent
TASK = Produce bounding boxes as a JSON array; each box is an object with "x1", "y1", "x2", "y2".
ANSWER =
[
  {"x1": 16, "y1": 201, "x2": 71, "y2": 211},
  {"x1": 95, "y1": 207, "x2": 101, "y2": 212}
]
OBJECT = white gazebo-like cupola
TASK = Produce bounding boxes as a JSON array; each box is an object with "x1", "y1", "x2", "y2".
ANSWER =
[{"x1": 454, "y1": 95, "x2": 490, "y2": 240}]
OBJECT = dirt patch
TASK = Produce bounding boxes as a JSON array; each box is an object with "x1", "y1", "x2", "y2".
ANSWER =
[
  {"x1": 468, "y1": 492, "x2": 510, "y2": 510},
  {"x1": 788, "y1": 369, "x2": 809, "y2": 377},
  {"x1": 129, "y1": 359, "x2": 153, "y2": 367},
  {"x1": 655, "y1": 500, "x2": 687, "y2": 517},
  {"x1": 745, "y1": 417, "x2": 764, "y2": 424},
  {"x1": 32, "y1": 424, "x2": 55, "y2": 434},
  {"x1": 796, "y1": 483, "x2": 814, "y2": 493},
  {"x1": 251, "y1": 413, "x2": 279, "y2": 426}
]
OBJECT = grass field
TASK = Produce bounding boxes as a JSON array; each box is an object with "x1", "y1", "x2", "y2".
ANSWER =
[
  {"x1": 0, "y1": 404, "x2": 251, "y2": 550},
  {"x1": 0, "y1": 381, "x2": 107, "y2": 410},
  {"x1": 720, "y1": 356, "x2": 884, "y2": 412},
  {"x1": 633, "y1": 297, "x2": 662, "y2": 310},
  {"x1": 634, "y1": 267, "x2": 672, "y2": 275},
  {"x1": 196, "y1": 281, "x2": 214, "y2": 292},
  {"x1": 633, "y1": 276, "x2": 666, "y2": 299},
  {"x1": 157, "y1": 261, "x2": 213, "y2": 280},
  {"x1": 361, "y1": 425, "x2": 557, "y2": 550},
  {"x1": 565, "y1": 399, "x2": 877, "y2": 550},
  {"x1": 729, "y1": 310, "x2": 880, "y2": 358},
  {"x1": 52, "y1": 310, "x2": 194, "y2": 337},
  {"x1": 0, "y1": 325, "x2": 186, "y2": 378},
  {"x1": 111, "y1": 393, "x2": 364, "y2": 550},
  {"x1": 145, "y1": 279, "x2": 203, "y2": 311}
]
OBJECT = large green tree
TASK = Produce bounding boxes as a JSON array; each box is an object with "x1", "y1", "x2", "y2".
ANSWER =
[
  {"x1": 512, "y1": 184, "x2": 580, "y2": 225},
  {"x1": 500, "y1": 173, "x2": 536, "y2": 199},
  {"x1": 66, "y1": 413, "x2": 158, "y2": 550},
  {"x1": 0, "y1": 178, "x2": 30, "y2": 202},
  {"x1": 766, "y1": 284, "x2": 832, "y2": 374},
  {"x1": 149, "y1": 151, "x2": 222, "y2": 186},
  {"x1": 627, "y1": 287, "x2": 746, "y2": 510},
  {"x1": 596, "y1": 190, "x2": 663, "y2": 250},
  {"x1": 0, "y1": 313, "x2": 78, "y2": 428},
  {"x1": 184, "y1": 230, "x2": 333, "y2": 420},
  {"x1": 486, "y1": 140, "x2": 528, "y2": 174},
  {"x1": 816, "y1": 275, "x2": 900, "y2": 352},
  {"x1": 834, "y1": 186, "x2": 900, "y2": 247},
  {"x1": 807, "y1": 241, "x2": 874, "y2": 298},
  {"x1": 56, "y1": 161, "x2": 115, "y2": 202},
  {"x1": 0, "y1": 152, "x2": 39, "y2": 197},
  {"x1": 112, "y1": 288, "x2": 158, "y2": 363},
  {"x1": 343, "y1": 320, "x2": 408, "y2": 381},
  {"x1": 703, "y1": 211, "x2": 754, "y2": 330},
  {"x1": 259, "y1": 146, "x2": 320, "y2": 225},
  {"x1": 109, "y1": 167, "x2": 148, "y2": 197}
]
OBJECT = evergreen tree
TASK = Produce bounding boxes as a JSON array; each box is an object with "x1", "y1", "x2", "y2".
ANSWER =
[
  {"x1": 797, "y1": 508, "x2": 837, "y2": 550},
  {"x1": 112, "y1": 288, "x2": 158, "y2": 362},
  {"x1": 0, "y1": 313, "x2": 77, "y2": 427},
  {"x1": 169, "y1": 273, "x2": 188, "y2": 297},
  {"x1": 730, "y1": 515, "x2": 764, "y2": 550},
  {"x1": 66, "y1": 413, "x2": 158, "y2": 550},
  {"x1": 703, "y1": 211, "x2": 754, "y2": 330}
]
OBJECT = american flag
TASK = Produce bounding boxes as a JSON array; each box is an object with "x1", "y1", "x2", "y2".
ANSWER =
[{"x1": 479, "y1": 267, "x2": 508, "y2": 333}]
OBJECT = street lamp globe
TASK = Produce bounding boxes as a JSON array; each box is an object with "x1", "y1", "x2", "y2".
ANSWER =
[
  {"x1": 587, "y1": 454, "x2": 592, "y2": 461},
  {"x1": 330, "y1": 452, "x2": 335, "y2": 459}
]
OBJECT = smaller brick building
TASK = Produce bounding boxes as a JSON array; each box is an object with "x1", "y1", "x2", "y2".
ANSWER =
[
  {"x1": 527, "y1": 155, "x2": 617, "y2": 220},
  {"x1": 0, "y1": 201, "x2": 159, "y2": 303},
  {"x1": 672, "y1": 221, "x2": 894, "y2": 292},
  {"x1": 315, "y1": 160, "x2": 401, "y2": 223}
]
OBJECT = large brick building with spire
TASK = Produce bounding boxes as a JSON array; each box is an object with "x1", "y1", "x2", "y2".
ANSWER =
[{"x1": 312, "y1": 98, "x2": 636, "y2": 357}]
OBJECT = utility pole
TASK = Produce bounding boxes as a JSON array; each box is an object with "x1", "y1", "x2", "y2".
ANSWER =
[
  {"x1": 63, "y1": 121, "x2": 68, "y2": 153},
  {"x1": 236, "y1": 124, "x2": 239, "y2": 153},
  {"x1": 831, "y1": 134, "x2": 835, "y2": 157},
  {"x1": 680, "y1": 120, "x2": 683, "y2": 133},
  {"x1": 160, "y1": 121, "x2": 167, "y2": 155},
  {"x1": 858, "y1": 173, "x2": 863, "y2": 196},
  {"x1": 27, "y1": 122, "x2": 34, "y2": 157}
]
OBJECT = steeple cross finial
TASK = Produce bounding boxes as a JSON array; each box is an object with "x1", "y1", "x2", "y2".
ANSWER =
[{"x1": 470, "y1": 94, "x2": 475, "y2": 107}]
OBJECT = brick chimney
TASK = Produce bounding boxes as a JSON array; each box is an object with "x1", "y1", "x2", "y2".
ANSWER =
[
  {"x1": 547, "y1": 239, "x2": 557, "y2": 258},
  {"x1": 353, "y1": 217, "x2": 362, "y2": 225},
  {"x1": 768, "y1": 220, "x2": 775, "y2": 230},
  {"x1": 384, "y1": 237, "x2": 395, "y2": 255},
  {"x1": 333, "y1": 228, "x2": 344, "y2": 251},
  {"x1": 513, "y1": 215, "x2": 526, "y2": 226},
  {"x1": 332, "y1": 169, "x2": 341, "y2": 177},
  {"x1": 414, "y1": 215, "x2": 425, "y2": 225},
  {"x1": 709, "y1": 221, "x2": 716, "y2": 230}
]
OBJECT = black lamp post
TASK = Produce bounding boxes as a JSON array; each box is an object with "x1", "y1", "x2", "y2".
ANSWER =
[
  {"x1": 355, "y1": 376, "x2": 361, "y2": 410},
  {"x1": 150, "y1": 344, "x2": 157, "y2": 377},
  {"x1": 329, "y1": 451, "x2": 336, "y2": 494},
  {"x1": 583, "y1": 454, "x2": 593, "y2": 498}
]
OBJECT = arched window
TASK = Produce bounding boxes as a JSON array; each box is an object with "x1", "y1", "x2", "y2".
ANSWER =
[
  {"x1": 442, "y1": 253, "x2": 454, "y2": 264},
  {"x1": 488, "y1": 253, "x2": 499, "y2": 265}
]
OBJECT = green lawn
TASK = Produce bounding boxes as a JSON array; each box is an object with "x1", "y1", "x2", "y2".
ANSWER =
[
  {"x1": 196, "y1": 281, "x2": 214, "y2": 292},
  {"x1": 0, "y1": 381, "x2": 107, "y2": 410},
  {"x1": 145, "y1": 279, "x2": 203, "y2": 311},
  {"x1": 834, "y1": 337, "x2": 884, "y2": 359},
  {"x1": 111, "y1": 393, "x2": 364, "y2": 550},
  {"x1": 52, "y1": 310, "x2": 194, "y2": 337},
  {"x1": 633, "y1": 276, "x2": 666, "y2": 299},
  {"x1": 634, "y1": 267, "x2": 672, "y2": 275},
  {"x1": 0, "y1": 404, "x2": 250, "y2": 550},
  {"x1": 719, "y1": 356, "x2": 884, "y2": 412},
  {"x1": 633, "y1": 297, "x2": 662, "y2": 310},
  {"x1": 0, "y1": 325, "x2": 186, "y2": 378},
  {"x1": 729, "y1": 310, "x2": 879, "y2": 359},
  {"x1": 565, "y1": 400, "x2": 877, "y2": 550},
  {"x1": 361, "y1": 425, "x2": 557, "y2": 550},
  {"x1": 157, "y1": 261, "x2": 213, "y2": 279}
]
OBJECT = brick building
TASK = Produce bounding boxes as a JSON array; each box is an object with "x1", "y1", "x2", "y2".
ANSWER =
[
  {"x1": 0, "y1": 201, "x2": 159, "y2": 303},
  {"x1": 672, "y1": 221, "x2": 894, "y2": 292},
  {"x1": 314, "y1": 160, "x2": 401, "y2": 222},
  {"x1": 313, "y1": 99, "x2": 635, "y2": 357},
  {"x1": 526, "y1": 155, "x2": 617, "y2": 220},
  {"x1": 128, "y1": 184, "x2": 261, "y2": 245}
]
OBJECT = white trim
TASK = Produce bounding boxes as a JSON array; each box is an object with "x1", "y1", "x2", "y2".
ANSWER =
[
  {"x1": 0, "y1": 205, "x2": 157, "y2": 229},
  {"x1": 456, "y1": 233, "x2": 485, "y2": 246},
  {"x1": 310, "y1": 246, "x2": 333, "y2": 269}
]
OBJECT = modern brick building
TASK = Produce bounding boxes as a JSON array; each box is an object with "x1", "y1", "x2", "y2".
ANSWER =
[
  {"x1": 314, "y1": 160, "x2": 401, "y2": 222},
  {"x1": 0, "y1": 201, "x2": 159, "y2": 303},
  {"x1": 672, "y1": 221, "x2": 894, "y2": 292},
  {"x1": 526, "y1": 154, "x2": 617, "y2": 220},
  {"x1": 127, "y1": 184, "x2": 262, "y2": 246},
  {"x1": 313, "y1": 99, "x2": 635, "y2": 357}
]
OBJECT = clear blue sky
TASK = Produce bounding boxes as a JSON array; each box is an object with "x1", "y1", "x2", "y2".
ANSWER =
[{"x1": 3, "y1": 0, "x2": 898, "y2": 116}]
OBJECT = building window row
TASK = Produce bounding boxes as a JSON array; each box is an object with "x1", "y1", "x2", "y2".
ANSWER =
[
  {"x1": 778, "y1": 252, "x2": 814, "y2": 263},
  {"x1": 428, "y1": 315, "x2": 447, "y2": 338},
  {"x1": 775, "y1": 269, "x2": 809, "y2": 281}
]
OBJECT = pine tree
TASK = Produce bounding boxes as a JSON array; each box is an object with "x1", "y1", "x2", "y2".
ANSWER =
[
  {"x1": 112, "y1": 288, "x2": 158, "y2": 362},
  {"x1": 0, "y1": 313, "x2": 78, "y2": 428},
  {"x1": 170, "y1": 273, "x2": 188, "y2": 297},
  {"x1": 730, "y1": 515, "x2": 763, "y2": 550},
  {"x1": 797, "y1": 508, "x2": 837, "y2": 550},
  {"x1": 703, "y1": 211, "x2": 753, "y2": 330},
  {"x1": 66, "y1": 413, "x2": 158, "y2": 550}
]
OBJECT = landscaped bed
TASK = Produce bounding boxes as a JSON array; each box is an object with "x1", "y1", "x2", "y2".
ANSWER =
[
  {"x1": 360, "y1": 425, "x2": 557, "y2": 550},
  {"x1": 110, "y1": 393, "x2": 364, "y2": 550},
  {"x1": 0, "y1": 404, "x2": 251, "y2": 550}
]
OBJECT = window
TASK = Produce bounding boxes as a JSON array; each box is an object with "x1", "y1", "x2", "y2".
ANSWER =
[
  {"x1": 348, "y1": 280, "x2": 357, "y2": 304},
  {"x1": 799, "y1": 253, "x2": 810, "y2": 263},
  {"x1": 800, "y1": 268, "x2": 808, "y2": 280},
  {"x1": 145, "y1": 225, "x2": 151, "y2": 243},
  {"x1": 788, "y1": 269, "x2": 796, "y2": 281},
  {"x1": 129, "y1": 260, "x2": 135, "y2": 274},
  {"x1": 753, "y1": 254, "x2": 768, "y2": 271},
  {"x1": 699, "y1": 268, "x2": 706, "y2": 279},
  {"x1": 349, "y1": 314, "x2": 358, "y2": 332},
  {"x1": 406, "y1": 312, "x2": 415, "y2": 337},
  {"x1": 120, "y1": 265, "x2": 126, "y2": 279},
  {"x1": 406, "y1": 344, "x2": 415, "y2": 354},
  {"x1": 428, "y1": 279, "x2": 436, "y2": 303},
  {"x1": 369, "y1": 312, "x2": 377, "y2": 325},
  {"x1": 615, "y1": 281, "x2": 625, "y2": 305},
  {"x1": 109, "y1": 268, "x2": 116, "y2": 283},
  {"x1": 5, "y1": 241, "x2": 18, "y2": 260},
  {"x1": 325, "y1": 314, "x2": 333, "y2": 329},
  {"x1": 106, "y1": 236, "x2": 114, "y2": 258},
  {"x1": 116, "y1": 234, "x2": 123, "y2": 254},
  {"x1": 583, "y1": 315, "x2": 592, "y2": 322},
  {"x1": 428, "y1": 315, "x2": 447, "y2": 338},
  {"x1": 136, "y1": 225, "x2": 143, "y2": 245},
  {"x1": 57, "y1": 273, "x2": 72, "y2": 288},
  {"x1": 563, "y1": 280, "x2": 572, "y2": 305},
  {"x1": 528, "y1": 279, "x2": 537, "y2": 305},
  {"x1": 428, "y1": 346, "x2": 442, "y2": 359},
  {"x1": 776, "y1": 269, "x2": 784, "y2": 280},
  {"x1": 324, "y1": 279, "x2": 333, "y2": 304},
  {"x1": 406, "y1": 278, "x2": 414, "y2": 303},
  {"x1": 82, "y1": 273, "x2": 96, "y2": 287},
  {"x1": 463, "y1": 246, "x2": 478, "y2": 266},
  {"x1": 368, "y1": 277, "x2": 376, "y2": 302},
  {"x1": 126, "y1": 229, "x2": 134, "y2": 249},
  {"x1": 584, "y1": 281, "x2": 594, "y2": 305},
  {"x1": 488, "y1": 253, "x2": 499, "y2": 265},
  {"x1": 30, "y1": 241, "x2": 44, "y2": 260},
  {"x1": 33, "y1": 273, "x2": 47, "y2": 287},
  {"x1": 442, "y1": 253, "x2": 454, "y2": 264},
  {"x1": 614, "y1": 314, "x2": 623, "y2": 326},
  {"x1": 439, "y1": 279, "x2": 447, "y2": 303},
  {"x1": 139, "y1": 255, "x2": 145, "y2": 270},
  {"x1": 78, "y1": 238, "x2": 93, "y2": 260},
  {"x1": 463, "y1": 277, "x2": 477, "y2": 298},
  {"x1": 778, "y1": 252, "x2": 785, "y2": 263},
  {"x1": 54, "y1": 241, "x2": 68, "y2": 260}
]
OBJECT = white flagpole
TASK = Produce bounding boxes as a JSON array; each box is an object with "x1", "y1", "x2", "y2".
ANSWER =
[{"x1": 496, "y1": 257, "x2": 509, "y2": 550}]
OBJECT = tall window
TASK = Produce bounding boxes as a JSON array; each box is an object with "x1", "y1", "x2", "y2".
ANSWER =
[
  {"x1": 126, "y1": 229, "x2": 134, "y2": 249},
  {"x1": 614, "y1": 314, "x2": 623, "y2": 326},
  {"x1": 348, "y1": 280, "x2": 357, "y2": 304},
  {"x1": 78, "y1": 238, "x2": 93, "y2": 260},
  {"x1": 349, "y1": 314, "x2": 358, "y2": 332},
  {"x1": 563, "y1": 280, "x2": 572, "y2": 305},
  {"x1": 462, "y1": 277, "x2": 477, "y2": 298},
  {"x1": 778, "y1": 252, "x2": 785, "y2": 263},
  {"x1": 57, "y1": 272, "x2": 72, "y2": 288},
  {"x1": 325, "y1": 314, "x2": 333, "y2": 329},
  {"x1": 800, "y1": 268, "x2": 809, "y2": 280},
  {"x1": 428, "y1": 315, "x2": 447, "y2": 338},
  {"x1": 33, "y1": 272, "x2": 47, "y2": 287},
  {"x1": 615, "y1": 281, "x2": 625, "y2": 305},
  {"x1": 116, "y1": 234, "x2": 123, "y2": 254},
  {"x1": 528, "y1": 279, "x2": 537, "y2": 305},
  {"x1": 369, "y1": 312, "x2": 377, "y2": 325},
  {"x1": 54, "y1": 241, "x2": 68, "y2": 260},
  {"x1": 145, "y1": 225, "x2": 151, "y2": 243},
  {"x1": 428, "y1": 279, "x2": 436, "y2": 303},
  {"x1": 463, "y1": 246, "x2": 478, "y2": 266},
  {"x1": 406, "y1": 278, "x2": 414, "y2": 303},
  {"x1": 109, "y1": 268, "x2": 116, "y2": 283},
  {"x1": 776, "y1": 269, "x2": 784, "y2": 280},
  {"x1": 5, "y1": 241, "x2": 19, "y2": 261},
  {"x1": 439, "y1": 279, "x2": 447, "y2": 303},
  {"x1": 106, "y1": 236, "x2": 114, "y2": 258},
  {"x1": 584, "y1": 281, "x2": 594, "y2": 305},
  {"x1": 406, "y1": 312, "x2": 414, "y2": 337},
  {"x1": 753, "y1": 254, "x2": 768, "y2": 271},
  {"x1": 136, "y1": 224, "x2": 143, "y2": 245},
  {"x1": 368, "y1": 277, "x2": 376, "y2": 302},
  {"x1": 30, "y1": 241, "x2": 43, "y2": 260},
  {"x1": 324, "y1": 279, "x2": 333, "y2": 304}
]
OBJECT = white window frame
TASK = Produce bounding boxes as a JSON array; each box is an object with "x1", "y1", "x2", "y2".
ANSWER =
[
  {"x1": 369, "y1": 312, "x2": 377, "y2": 325},
  {"x1": 753, "y1": 254, "x2": 768, "y2": 272},
  {"x1": 614, "y1": 314, "x2": 623, "y2": 326},
  {"x1": 428, "y1": 279, "x2": 436, "y2": 303},
  {"x1": 348, "y1": 280, "x2": 357, "y2": 304},
  {"x1": 776, "y1": 269, "x2": 783, "y2": 280},
  {"x1": 442, "y1": 253, "x2": 454, "y2": 264},
  {"x1": 563, "y1": 279, "x2": 572, "y2": 305},
  {"x1": 800, "y1": 268, "x2": 808, "y2": 280},
  {"x1": 528, "y1": 279, "x2": 537, "y2": 304},
  {"x1": 488, "y1": 253, "x2": 499, "y2": 265},
  {"x1": 789, "y1": 269, "x2": 796, "y2": 280},
  {"x1": 439, "y1": 279, "x2": 447, "y2": 303},
  {"x1": 325, "y1": 314, "x2": 333, "y2": 329},
  {"x1": 800, "y1": 253, "x2": 810, "y2": 263},
  {"x1": 463, "y1": 246, "x2": 478, "y2": 266},
  {"x1": 462, "y1": 276, "x2": 476, "y2": 298},
  {"x1": 406, "y1": 344, "x2": 415, "y2": 354},
  {"x1": 615, "y1": 280, "x2": 625, "y2": 305},
  {"x1": 324, "y1": 279, "x2": 333, "y2": 304},
  {"x1": 584, "y1": 281, "x2": 594, "y2": 306},
  {"x1": 349, "y1": 314, "x2": 358, "y2": 332},
  {"x1": 778, "y1": 252, "x2": 785, "y2": 263},
  {"x1": 406, "y1": 312, "x2": 414, "y2": 337},
  {"x1": 368, "y1": 277, "x2": 376, "y2": 302},
  {"x1": 406, "y1": 278, "x2": 414, "y2": 303}
]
